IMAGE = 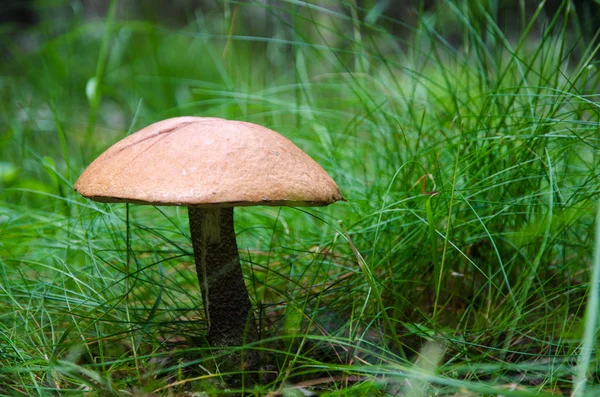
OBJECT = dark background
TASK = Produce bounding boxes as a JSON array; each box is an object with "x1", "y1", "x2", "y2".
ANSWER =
[{"x1": 2, "y1": 0, "x2": 599, "y2": 43}]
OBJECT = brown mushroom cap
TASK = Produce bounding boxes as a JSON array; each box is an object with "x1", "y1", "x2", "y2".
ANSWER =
[{"x1": 74, "y1": 117, "x2": 344, "y2": 207}]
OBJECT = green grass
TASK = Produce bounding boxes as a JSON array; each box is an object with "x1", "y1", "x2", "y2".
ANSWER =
[{"x1": 1, "y1": 0, "x2": 600, "y2": 395}]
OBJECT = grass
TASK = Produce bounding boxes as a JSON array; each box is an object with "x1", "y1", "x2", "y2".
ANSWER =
[{"x1": 1, "y1": 0, "x2": 600, "y2": 395}]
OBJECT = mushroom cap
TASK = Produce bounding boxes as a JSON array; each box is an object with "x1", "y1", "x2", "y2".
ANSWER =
[{"x1": 74, "y1": 117, "x2": 344, "y2": 207}]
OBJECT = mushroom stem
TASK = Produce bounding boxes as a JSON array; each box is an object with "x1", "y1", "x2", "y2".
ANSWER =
[{"x1": 188, "y1": 207, "x2": 259, "y2": 367}]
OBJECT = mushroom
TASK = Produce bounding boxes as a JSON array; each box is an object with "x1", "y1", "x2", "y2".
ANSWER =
[{"x1": 74, "y1": 117, "x2": 343, "y2": 373}]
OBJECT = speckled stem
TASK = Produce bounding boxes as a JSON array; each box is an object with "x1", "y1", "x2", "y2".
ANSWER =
[{"x1": 188, "y1": 207, "x2": 259, "y2": 371}]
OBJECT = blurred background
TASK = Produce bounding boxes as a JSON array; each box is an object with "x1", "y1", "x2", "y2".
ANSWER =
[
  {"x1": 3, "y1": 0, "x2": 599, "y2": 149},
  {"x1": 2, "y1": 0, "x2": 600, "y2": 52}
]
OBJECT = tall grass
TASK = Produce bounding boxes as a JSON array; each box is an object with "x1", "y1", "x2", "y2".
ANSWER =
[{"x1": 1, "y1": 0, "x2": 600, "y2": 395}]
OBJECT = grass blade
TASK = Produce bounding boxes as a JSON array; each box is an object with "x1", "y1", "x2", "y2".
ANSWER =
[{"x1": 572, "y1": 202, "x2": 600, "y2": 396}]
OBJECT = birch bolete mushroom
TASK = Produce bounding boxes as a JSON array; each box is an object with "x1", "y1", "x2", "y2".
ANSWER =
[{"x1": 74, "y1": 116, "x2": 343, "y2": 365}]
